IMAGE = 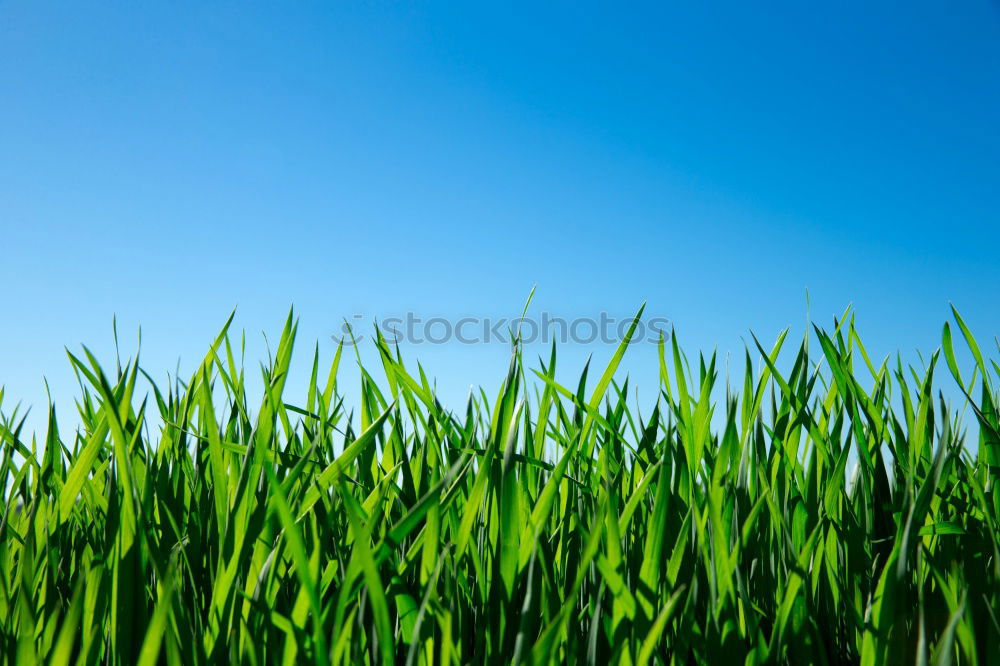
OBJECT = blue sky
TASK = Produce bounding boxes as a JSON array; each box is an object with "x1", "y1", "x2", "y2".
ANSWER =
[{"x1": 1, "y1": 2, "x2": 998, "y2": 429}]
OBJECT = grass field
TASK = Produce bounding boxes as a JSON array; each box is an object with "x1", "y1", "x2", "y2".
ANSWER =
[{"x1": 1, "y1": 305, "x2": 998, "y2": 665}]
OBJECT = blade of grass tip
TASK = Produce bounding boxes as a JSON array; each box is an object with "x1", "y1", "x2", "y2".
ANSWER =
[
  {"x1": 514, "y1": 284, "x2": 537, "y2": 343},
  {"x1": 58, "y1": 415, "x2": 110, "y2": 522},
  {"x1": 950, "y1": 304, "x2": 989, "y2": 387},
  {"x1": 321, "y1": 339, "x2": 344, "y2": 420},
  {"x1": 582, "y1": 303, "x2": 645, "y2": 455},
  {"x1": 71, "y1": 347, "x2": 139, "y2": 544},
  {"x1": 199, "y1": 366, "x2": 231, "y2": 539}
]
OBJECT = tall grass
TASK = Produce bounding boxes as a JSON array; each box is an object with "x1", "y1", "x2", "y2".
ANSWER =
[{"x1": 1, "y1": 305, "x2": 998, "y2": 665}]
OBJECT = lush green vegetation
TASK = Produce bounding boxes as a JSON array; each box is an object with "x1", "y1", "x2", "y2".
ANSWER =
[{"x1": 1, "y1": 306, "x2": 998, "y2": 665}]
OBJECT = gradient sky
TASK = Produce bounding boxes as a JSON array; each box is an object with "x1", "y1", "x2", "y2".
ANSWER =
[{"x1": 2, "y1": 2, "x2": 998, "y2": 431}]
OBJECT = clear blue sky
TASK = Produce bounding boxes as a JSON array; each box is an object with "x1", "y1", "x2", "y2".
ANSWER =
[{"x1": 1, "y1": 2, "x2": 998, "y2": 430}]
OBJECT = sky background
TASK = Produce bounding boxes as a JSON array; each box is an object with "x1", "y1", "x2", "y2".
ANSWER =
[{"x1": 1, "y1": 1, "x2": 998, "y2": 432}]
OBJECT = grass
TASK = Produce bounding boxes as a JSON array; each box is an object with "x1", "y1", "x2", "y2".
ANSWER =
[{"x1": 1, "y1": 304, "x2": 999, "y2": 665}]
